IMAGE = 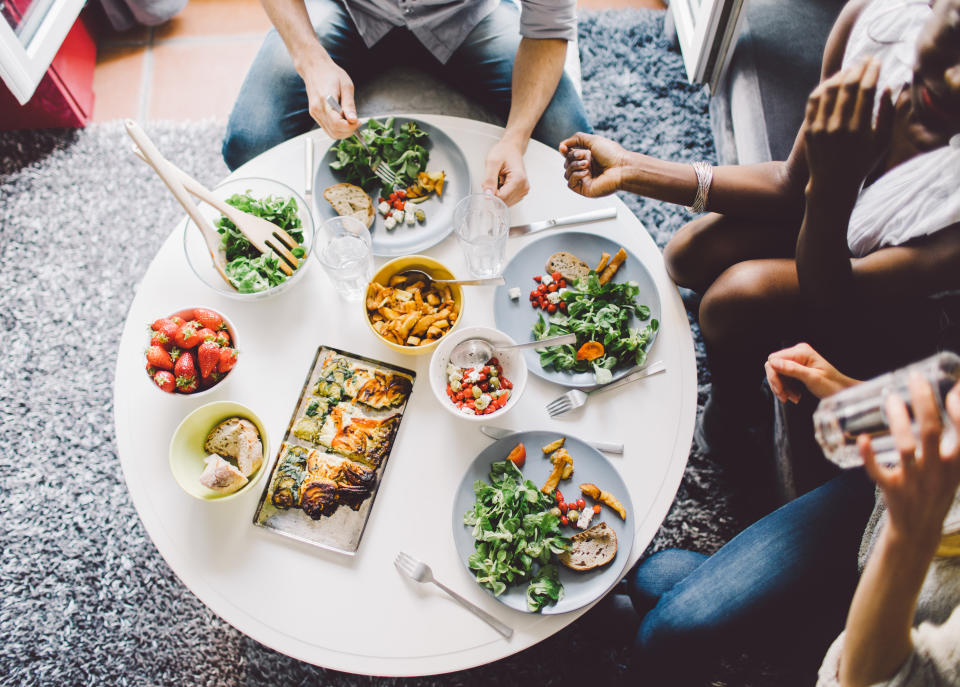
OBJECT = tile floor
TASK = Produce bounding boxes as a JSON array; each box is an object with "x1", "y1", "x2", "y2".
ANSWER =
[{"x1": 91, "y1": 0, "x2": 666, "y2": 122}]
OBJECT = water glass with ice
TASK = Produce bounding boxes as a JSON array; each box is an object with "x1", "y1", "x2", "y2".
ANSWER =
[
  {"x1": 315, "y1": 216, "x2": 374, "y2": 300},
  {"x1": 454, "y1": 193, "x2": 508, "y2": 278}
]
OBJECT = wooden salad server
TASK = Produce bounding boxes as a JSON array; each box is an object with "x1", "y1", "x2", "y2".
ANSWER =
[{"x1": 124, "y1": 120, "x2": 234, "y2": 288}]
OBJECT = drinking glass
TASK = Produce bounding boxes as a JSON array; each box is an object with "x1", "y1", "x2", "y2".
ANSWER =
[
  {"x1": 453, "y1": 193, "x2": 508, "y2": 278},
  {"x1": 814, "y1": 351, "x2": 960, "y2": 532},
  {"x1": 315, "y1": 216, "x2": 374, "y2": 300}
]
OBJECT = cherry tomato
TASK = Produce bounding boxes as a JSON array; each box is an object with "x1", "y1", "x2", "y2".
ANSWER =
[
  {"x1": 504, "y1": 380, "x2": 513, "y2": 389},
  {"x1": 576, "y1": 498, "x2": 585, "y2": 510},
  {"x1": 547, "y1": 304, "x2": 557, "y2": 313},
  {"x1": 558, "y1": 502, "x2": 568, "y2": 514},
  {"x1": 490, "y1": 357, "x2": 500, "y2": 366},
  {"x1": 533, "y1": 275, "x2": 542, "y2": 282},
  {"x1": 560, "y1": 515, "x2": 569, "y2": 526},
  {"x1": 530, "y1": 290, "x2": 539, "y2": 300},
  {"x1": 559, "y1": 301, "x2": 568, "y2": 312},
  {"x1": 593, "y1": 504, "x2": 602, "y2": 514},
  {"x1": 555, "y1": 489, "x2": 563, "y2": 502},
  {"x1": 559, "y1": 279, "x2": 567, "y2": 288},
  {"x1": 482, "y1": 366, "x2": 490, "y2": 375},
  {"x1": 552, "y1": 272, "x2": 562, "y2": 281},
  {"x1": 547, "y1": 283, "x2": 558, "y2": 292}
]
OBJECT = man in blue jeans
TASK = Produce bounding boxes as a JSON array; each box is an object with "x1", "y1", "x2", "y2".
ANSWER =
[{"x1": 223, "y1": 0, "x2": 591, "y2": 206}]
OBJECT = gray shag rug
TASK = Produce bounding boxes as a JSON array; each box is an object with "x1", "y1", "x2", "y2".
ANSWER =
[{"x1": 0, "y1": 10, "x2": 790, "y2": 687}]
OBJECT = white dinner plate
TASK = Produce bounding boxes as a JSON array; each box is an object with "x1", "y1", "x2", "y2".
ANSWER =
[
  {"x1": 313, "y1": 117, "x2": 471, "y2": 257},
  {"x1": 493, "y1": 232, "x2": 661, "y2": 388},
  {"x1": 452, "y1": 430, "x2": 635, "y2": 614}
]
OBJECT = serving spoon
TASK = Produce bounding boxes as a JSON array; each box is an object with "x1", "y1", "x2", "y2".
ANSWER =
[
  {"x1": 395, "y1": 268, "x2": 504, "y2": 288},
  {"x1": 449, "y1": 333, "x2": 577, "y2": 368}
]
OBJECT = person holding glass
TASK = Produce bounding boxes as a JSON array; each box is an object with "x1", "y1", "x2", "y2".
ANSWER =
[
  {"x1": 622, "y1": 342, "x2": 960, "y2": 686},
  {"x1": 560, "y1": 0, "x2": 960, "y2": 459}
]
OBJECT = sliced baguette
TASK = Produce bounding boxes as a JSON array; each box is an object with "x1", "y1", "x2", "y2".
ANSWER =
[
  {"x1": 204, "y1": 417, "x2": 263, "y2": 476},
  {"x1": 323, "y1": 183, "x2": 374, "y2": 229},
  {"x1": 558, "y1": 522, "x2": 617, "y2": 572},
  {"x1": 199, "y1": 454, "x2": 248, "y2": 494},
  {"x1": 545, "y1": 252, "x2": 590, "y2": 282}
]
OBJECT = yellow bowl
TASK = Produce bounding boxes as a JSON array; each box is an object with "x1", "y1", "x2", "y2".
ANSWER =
[
  {"x1": 168, "y1": 401, "x2": 269, "y2": 501},
  {"x1": 363, "y1": 255, "x2": 464, "y2": 355}
]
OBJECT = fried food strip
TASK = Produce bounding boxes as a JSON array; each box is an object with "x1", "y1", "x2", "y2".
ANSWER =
[
  {"x1": 542, "y1": 448, "x2": 574, "y2": 493},
  {"x1": 541, "y1": 437, "x2": 566, "y2": 454},
  {"x1": 598, "y1": 248, "x2": 627, "y2": 285},
  {"x1": 580, "y1": 483, "x2": 627, "y2": 520},
  {"x1": 595, "y1": 252, "x2": 610, "y2": 274}
]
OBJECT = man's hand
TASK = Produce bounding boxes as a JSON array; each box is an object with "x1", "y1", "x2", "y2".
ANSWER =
[
  {"x1": 804, "y1": 57, "x2": 894, "y2": 194},
  {"x1": 300, "y1": 52, "x2": 360, "y2": 140},
  {"x1": 559, "y1": 133, "x2": 627, "y2": 197},
  {"x1": 482, "y1": 136, "x2": 530, "y2": 207},
  {"x1": 764, "y1": 342, "x2": 859, "y2": 403}
]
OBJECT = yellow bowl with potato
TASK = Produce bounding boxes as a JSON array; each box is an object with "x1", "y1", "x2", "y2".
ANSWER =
[{"x1": 363, "y1": 255, "x2": 464, "y2": 355}]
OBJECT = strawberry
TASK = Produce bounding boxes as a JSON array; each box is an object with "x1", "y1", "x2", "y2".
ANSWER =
[
  {"x1": 170, "y1": 315, "x2": 185, "y2": 327},
  {"x1": 214, "y1": 330, "x2": 231, "y2": 347},
  {"x1": 174, "y1": 351, "x2": 198, "y2": 392},
  {"x1": 176, "y1": 376, "x2": 199, "y2": 393},
  {"x1": 193, "y1": 308, "x2": 223, "y2": 331},
  {"x1": 150, "y1": 330, "x2": 172, "y2": 349},
  {"x1": 218, "y1": 347, "x2": 238, "y2": 373},
  {"x1": 173, "y1": 320, "x2": 202, "y2": 348},
  {"x1": 197, "y1": 327, "x2": 217, "y2": 343},
  {"x1": 146, "y1": 364, "x2": 158, "y2": 377},
  {"x1": 146, "y1": 345, "x2": 174, "y2": 371},
  {"x1": 151, "y1": 317, "x2": 175, "y2": 332},
  {"x1": 197, "y1": 341, "x2": 221, "y2": 378},
  {"x1": 153, "y1": 370, "x2": 175, "y2": 393}
]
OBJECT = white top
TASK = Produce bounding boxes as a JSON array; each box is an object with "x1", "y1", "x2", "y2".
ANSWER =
[
  {"x1": 113, "y1": 115, "x2": 697, "y2": 676},
  {"x1": 842, "y1": 0, "x2": 960, "y2": 258}
]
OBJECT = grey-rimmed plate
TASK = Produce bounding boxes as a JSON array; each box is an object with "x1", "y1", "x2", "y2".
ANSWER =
[
  {"x1": 494, "y1": 232, "x2": 661, "y2": 388},
  {"x1": 452, "y1": 430, "x2": 634, "y2": 614},
  {"x1": 314, "y1": 118, "x2": 471, "y2": 257}
]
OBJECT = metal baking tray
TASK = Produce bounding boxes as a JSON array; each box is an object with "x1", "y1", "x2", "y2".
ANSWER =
[{"x1": 252, "y1": 345, "x2": 415, "y2": 555}]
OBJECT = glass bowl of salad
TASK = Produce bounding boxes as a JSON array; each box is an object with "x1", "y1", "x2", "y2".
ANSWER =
[
  {"x1": 429, "y1": 326, "x2": 528, "y2": 422},
  {"x1": 183, "y1": 177, "x2": 316, "y2": 300}
]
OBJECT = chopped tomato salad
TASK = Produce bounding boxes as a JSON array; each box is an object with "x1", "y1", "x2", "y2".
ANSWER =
[{"x1": 445, "y1": 357, "x2": 513, "y2": 416}]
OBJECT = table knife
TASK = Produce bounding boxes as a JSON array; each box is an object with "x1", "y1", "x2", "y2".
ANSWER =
[
  {"x1": 480, "y1": 425, "x2": 623, "y2": 455},
  {"x1": 509, "y1": 207, "x2": 617, "y2": 238}
]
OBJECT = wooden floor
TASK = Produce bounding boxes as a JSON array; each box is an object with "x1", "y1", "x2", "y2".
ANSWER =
[{"x1": 91, "y1": 0, "x2": 666, "y2": 122}]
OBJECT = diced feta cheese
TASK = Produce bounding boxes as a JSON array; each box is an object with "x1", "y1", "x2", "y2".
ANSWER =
[
  {"x1": 460, "y1": 406, "x2": 475, "y2": 415},
  {"x1": 384, "y1": 216, "x2": 397, "y2": 230},
  {"x1": 378, "y1": 201, "x2": 390, "y2": 215},
  {"x1": 576, "y1": 505, "x2": 595, "y2": 530},
  {"x1": 541, "y1": 274, "x2": 554, "y2": 286},
  {"x1": 546, "y1": 291, "x2": 561, "y2": 304},
  {"x1": 405, "y1": 211, "x2": 415, "y2": 226},
  {"x1": 446, "y1": 363, "x2": 459, "y2": 377},
  {"x1": 466, "y1": 370, "x2": 481, "y2": 383},
  {"x1": 508, "y1": 287, "x2": 521, "y2": 300}
]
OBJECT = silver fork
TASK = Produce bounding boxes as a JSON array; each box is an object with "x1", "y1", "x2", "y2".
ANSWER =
[
  {"x1": 546, "y1": 360, "x2": 667, "y2": 417},
  {"x1": 394, "y1": 551, "x2": 513, "y2": 638},
  {"x1": 324, "y1": 95, "x2": 399, "y2": 187}
]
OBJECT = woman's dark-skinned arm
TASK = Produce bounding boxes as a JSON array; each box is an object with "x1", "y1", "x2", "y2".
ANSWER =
[{"x1": 560, "y1": 0, "x2": 870, "y2": 219}]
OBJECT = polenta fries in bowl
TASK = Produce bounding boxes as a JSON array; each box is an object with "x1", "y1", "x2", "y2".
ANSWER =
[{"x1": 364, "y1": 255, "x2": 464, "y2": 354}]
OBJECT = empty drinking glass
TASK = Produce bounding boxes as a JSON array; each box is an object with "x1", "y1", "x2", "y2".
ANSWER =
[
  {"x1": 315, "y1": 216, "x2": 374, "y2": 300},
  {"x1": 454, "y1": 193, "x2": 508, "y2": 278}
]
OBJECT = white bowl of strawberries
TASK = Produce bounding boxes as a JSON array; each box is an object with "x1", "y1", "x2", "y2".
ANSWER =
[{"x1": 145, "y1": 307, "x2": 239, "y2": 396}]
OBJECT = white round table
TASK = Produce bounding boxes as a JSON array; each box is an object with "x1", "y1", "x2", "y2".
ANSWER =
[{"x1": 114, "y1": 115, "x2": 698, "y2": 676}]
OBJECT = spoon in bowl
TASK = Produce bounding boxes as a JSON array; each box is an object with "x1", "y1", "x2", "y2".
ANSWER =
[
  {"x1": 449, "y1": 333, "x2": 578, "y2": 368},
  {"x1": 395, "y1": 268, "x2": 504, "y2": 288}
]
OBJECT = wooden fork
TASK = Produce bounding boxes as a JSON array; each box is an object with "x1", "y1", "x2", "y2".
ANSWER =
[{"x1": 126, "y1": 121, "x2": 301, "y2": 277}]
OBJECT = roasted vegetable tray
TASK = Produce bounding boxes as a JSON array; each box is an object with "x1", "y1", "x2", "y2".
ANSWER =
[{"x1": 252, "y1": 345, "x2": 416, "y2": 554}]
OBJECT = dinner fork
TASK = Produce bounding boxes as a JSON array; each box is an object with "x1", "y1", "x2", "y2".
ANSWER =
[
  {"x1": 394, "y1": 551, "x2": 513, "y2": 639},
  {"x1": 324, "y1": 95, "x2": 399, "y2": 187},
  {"x1": 546, "y1": 360, "x2": 667, "y2": 417}
]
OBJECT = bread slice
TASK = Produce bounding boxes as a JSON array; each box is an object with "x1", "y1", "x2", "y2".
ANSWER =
[
  {"x1": 558, "y1": 522, "x2": 618, "y2": 572},
  {"x1": 323, "y1": 183, "x2": 374, "y2": 229},
  {"x1": 204, "y1": 417, "x2": 263, "y2": 476},
  {"x1": 199, "y1": 454, "x2": 248, "y2": 494},
  {"x1": 546, "y1": 252, "x2": 590, "y2": 282}
]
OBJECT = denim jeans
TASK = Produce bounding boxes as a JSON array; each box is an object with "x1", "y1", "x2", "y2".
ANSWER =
[
  {"x1": 222, "y1": 0, "x2": 591, "y2": 170},
  {"x1": 627, "y1": 468, "x2": 876, "y2": 685}
]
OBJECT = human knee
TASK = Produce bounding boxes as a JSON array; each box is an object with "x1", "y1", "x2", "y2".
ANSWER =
[
  {"x1": 628, "y1": 549, "x2": 706, "y2": 616},
  {"x1": 699, "y1": 262, "x2": 772, "y2": 344},
  {"x1": 222, "y1": 123, "x2": 266, "y2": 171},
  {"x1": 663, "y1": 216, "x2": 718, "y2": 289}
]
